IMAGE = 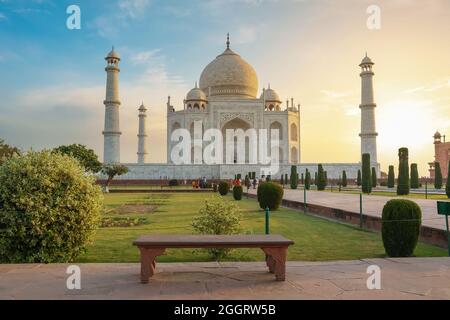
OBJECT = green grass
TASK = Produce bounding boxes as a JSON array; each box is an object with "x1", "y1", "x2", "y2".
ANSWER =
[{"x1": 76, "y1": 192, "x2": 447, "y2": 263}]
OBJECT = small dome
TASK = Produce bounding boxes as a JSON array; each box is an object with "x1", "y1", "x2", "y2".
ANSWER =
[
  {"x1": 186, "y1": 84, "x2": 207, "y2": 101},
  {"x1": 260, "y1": 86, "x2": 281, "y2": 102},
  {"x1": 106, "y1": 47, "x2": 120, "y2": 60},
  {"x1": 360, "y1": 54, "x2": 374, "y2": 65}
]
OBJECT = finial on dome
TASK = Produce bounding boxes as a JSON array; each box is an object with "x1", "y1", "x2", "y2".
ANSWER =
[
  {"x1": 226, "y1": 33, "x2": 230, "y2": 49},
  {"x1": 268, "y1": 83, "x2": 271, "y2": 90},
  {"x1": 195, "y1": 81, "x2": 198, "y2": 88}
]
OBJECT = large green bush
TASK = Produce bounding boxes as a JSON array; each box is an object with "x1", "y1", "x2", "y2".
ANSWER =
[
  {"x1": 257, "y1": 182, "x2": 284, "y2": 211},
  {"x1": 53, "y1": 144, "x2": 102, "y2": 173},
  {"x1": 233, "y1": 185, "x2": 243, "y2": 201},
  {"x1": 192, "y1": 196, "x2": 241, "y2": 260},
  {"x1": 381, "y1": 199, "x2": 422, "y2": 257},
  {"x1": 218, "y1": 181, "x2": 229, "y2": 196},
  {"x1": 0, "y1": 151, "x2": 103, "y2": 263}
]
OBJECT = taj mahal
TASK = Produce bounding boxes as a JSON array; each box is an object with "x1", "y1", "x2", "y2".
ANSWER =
[{"x1": 102, "y1": 35, "x2": 380, "y2": 180}]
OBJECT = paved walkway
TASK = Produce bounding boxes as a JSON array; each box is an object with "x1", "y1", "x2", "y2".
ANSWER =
[
  {"x1": 249, "y1": 188, "x2": 448, "y2": 231},
  {"x1": 1, "y1": 258, "x2": 450, "y2": 300}
]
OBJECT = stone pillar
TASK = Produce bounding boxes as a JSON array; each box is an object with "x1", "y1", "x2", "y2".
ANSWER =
[
  {"x1": 137, "y1": 103, "x2": 149, "y2": 164},
  {"x1": 103, "y1": 47, "x2": 121, "y2": 164},
  {"x1": 359, "y1": 54, "x2": 378, "y2": 167}
]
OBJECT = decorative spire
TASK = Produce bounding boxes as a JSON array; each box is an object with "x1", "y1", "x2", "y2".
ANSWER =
[
  {"x1": 226, "y1": 33, "x2": 230, "y2": 49},
  {"x1": 268, "y1": 83, "x2": 271, "y2": 90},
  {"x1": 195, "y1": 81, "x2": 198, "y2": 88}
]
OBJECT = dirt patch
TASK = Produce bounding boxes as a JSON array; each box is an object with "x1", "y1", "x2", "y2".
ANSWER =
[{"x1": 110, "y1": 204, "x2": 157, "y2": 215}]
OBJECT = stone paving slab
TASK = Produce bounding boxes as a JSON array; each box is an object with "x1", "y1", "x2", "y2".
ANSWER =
[
  {"x1": 1, "y1": 258, "x2": 450, "y2": 300},
  {"x1": 248, "y1": 189, "x2": 448, "y2": 231}
]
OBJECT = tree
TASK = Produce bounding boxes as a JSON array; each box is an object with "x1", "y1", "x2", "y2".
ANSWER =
[
  {"x1": 285, "y1": 173, "x2": 288, "y2": 185},
  {"x1": 371, "y1": 167, "x2": 377, "y2": 188},
  {"x1": 280, "y1": 174, "x2": 284, "y2": 186},
  {"x1": 362, "y1": 154, "x2": 372, "y2": 194},
  {"x1": 410, "y1": 163, "x2": 419, "y2": 189},
  {"x1": 317, "y1": 164, "x2": 326, "y2": 191},
  {"x1": 342, "y1": 170, "x2": 347, "y2": 187},
  {"x1": 435, "y1": 162, "x2": 443, "y2": 189},
  {"x1": 387, "y1": 165, "x2": 395, "y2": 188},
  {"x1": 357, "y1": 169, "x2": 362, "y2": 186},
  {"x1": 305, "y1": 170, "x2": 311, "y2": 190},
  {"x1": 0, "y1": 139, "x2": 20, "y2": 165},
  {"x1": 301, "y1": 173, "x2": 304, "y2": 185},
  {"x1": 0, "y1": 151, "x2": 102, "y2": 263},
  {"x1": 54, "y1": 144, "x2": 102, "y2": 173},
  {"x1": 102, "y1": 164, "x2": 129, "y2": 192},
  {"x1": 397, "y1": 148, "x2": 410, "y2": 196},
  {"x1": 446, "y1": 161, "x2": 450, "y2": 199},
  {"x1": 290, "y1": 165, "x2": 298, "y2": 189}
]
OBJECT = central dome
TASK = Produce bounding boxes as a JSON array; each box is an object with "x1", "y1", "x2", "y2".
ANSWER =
[{"x1": 199, "y1": 46, "x2": 258, "y2": 99}]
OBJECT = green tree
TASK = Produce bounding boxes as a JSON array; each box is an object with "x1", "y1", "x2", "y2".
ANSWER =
[
  {"x1": 0, "y1": 151, "x2": 102, "y2": 263},
  {"x1": 317, "y1": 164, "x2": 326, "y2": 191},
  {"x1": 446, "y1": 161, "x2": 450, "y2": 198},
  {"x1": 357, "y1": 169, "x2": 362, "y2": 186},
  {"x1": 435, "y1": 162, "x2": 443, "y2": 189},
  {"x1": 285, "y1": 173, "x2": 288, "y2": 185},
  {"x1": 290, "y1": 165, "x2": 298, "y2": 189},
  {"x1": 397, "y1": 148, "x2": 410, "y2": 196},
  {"x1": 53, "y1": 144, "x2": 102, "y2": 173},
  {"x1": 342, "y1": 171, "x2": 347, "y2": 187},
  {"x1": 410, "y1": 163, "x2": 419, "y2": 189},
  {"x1": 371, "y1": 167, "x2": 377, "y2": 188},
  {"x1": 301, "y1": 173, "x2": 304, "y2": 185},
  {"x1": 0, "y1": 139, "x2": 21, "y2": 165},
  {"x1": 387, "y1": 165, "x2": 395, "y2": 188},
  {"x1": 324, "y1": 171, "x2": 328, "y2": 187},
  {"x1": 102, "y1": 164, "x2": 129, "y2": 192},
  {"x1": 362, "y1": 154, "x2": 372, "y2": 194},
  {"x1": 280, "y1": 174, "x2": 284, "y2": 186},
  {"x1": 305, "y1": 170, "x2": 311, "y2": 190}
]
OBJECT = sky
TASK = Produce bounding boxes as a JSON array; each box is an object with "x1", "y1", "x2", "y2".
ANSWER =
[{"x1": 0, "y1": 0, "x2": 449, "y2": 176}]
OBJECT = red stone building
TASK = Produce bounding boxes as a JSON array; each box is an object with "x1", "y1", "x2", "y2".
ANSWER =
[{"x1": 428, "y1": 131, "x2": 449, "y2": 178}]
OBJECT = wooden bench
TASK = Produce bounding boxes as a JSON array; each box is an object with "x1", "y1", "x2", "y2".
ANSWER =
[{"x1": 133, "y1": 235, "x2": 294, "y2": 283}]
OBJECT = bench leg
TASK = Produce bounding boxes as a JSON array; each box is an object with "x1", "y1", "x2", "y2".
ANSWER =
[
  {"x1": 139, "y1": 247, "x2": 165, "y2": 284},
  {"x1": 262, "y1": 247, "x2": 287, "y2": 281}
]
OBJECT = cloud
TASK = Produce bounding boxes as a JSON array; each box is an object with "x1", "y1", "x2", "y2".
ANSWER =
[
  {"x1": 321, "y1": 90, "x2": 352, "y2": 98},
  {"x1": 117, "y1": 0, "x2": 151, "y2": 19},
  {"x1": 130, "y1": 49, "x2": 162, "y2": 64},
  {"x1": 0, "y1": 12, "x2": 7, "y2": 20},
  {"x1": 402, "y1": 78, "x2": 450, "y2": 94}
]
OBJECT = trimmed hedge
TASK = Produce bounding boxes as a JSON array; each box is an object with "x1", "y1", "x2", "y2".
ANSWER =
[
  {"x1": 387, "y1": 165, "x2": 395, "y2": 188},
  {"x1": 435, "y1": 162, "x2": 443, "y2": 189},
  {"x1": 169, "y1": 179, "x2": 179, "y2": 187},
  {"x1": 290, "y1": 166, "x2": 298, "y2": 190},
  {"x1": 233, "y1": 185, "x2": 243, "y2": 201},
  {"x1": 362, "y1": 154, "x2": 372, "y2": 193},
  {"x1": 381, "y1": 199, "x2": 422, "y2": 257},
  {"x1": 257, "y1": 182, "x2": 284, "y2": 211},
  {"x1": 218, "y1": 181, "x2": 229, "y2": 196},
  {"x1": 397, "y1": 148, "x2": 410, "y2": 195},
  {"x1": 410, "y1": 163, "x2": 419, "y2": 189}
]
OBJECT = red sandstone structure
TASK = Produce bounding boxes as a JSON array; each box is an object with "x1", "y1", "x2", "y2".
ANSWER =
[{"x1": 428, "y1": 131, "x2": 450, "y2": 179}]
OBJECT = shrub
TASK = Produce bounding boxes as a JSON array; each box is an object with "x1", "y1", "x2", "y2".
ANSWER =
[
  {"x1": 342, "y1": 170, "x2": 347, "y2": 187},
  {"x1": 317, "y1": 164, "x2": 326, "y2": 191},
  {"x1": 233, "y1": 185, "x2": 243, "y2": 201},
  {"x1": 218, "y1": 181, "x2": 229, "y2": 196},
  {"x1": 410, "y1": 163, "x2": 419, "y2": 189},
  {"x1": 102, "y1": 164, "x2": 129, "y2": 192},
  {"x1": 257, "y1": 182, "x2": 284, "y2": 211},
  {"x1": 290, "y1": 166, "x2": 298, "y2": 189},
  {"x1": 362, "y1": 154, "x2": 372, "y2": 194},
  {"x1": 387, "y1": 165, "x2": 395, "y2": 188},
  {"x1": 397, "y1": 148, "x2": 410, "y2": 195},
  {"x1": 169, "y1": 179, "x2": 179, "y2": 187},
  {"x1": 381, "y1": 199, "x2": 422, "y2": 257},
  {"x1": 371, "y1": 167, "x2": 377, "y2": 188},
  {"x1": 435, "y1": 162, "x2": 443, "y2": 189},
  {"x1": 0, "y1": 151, "x2": 103, "y2": 263},
  {"x1": 0, "y1": 138, "x2": 21, "y2": 166},
  {"x1": 357, "y1": 169, "x2": 362, "y2": 186},
  {"x1": 305, "y1": 170, "x2": 311, "y2": 190},
  {"x1": 445, "y1": 161, "x2": 450, "y2": 199},
  {"x1": 192, "y1": 196, "x2": 242, "y2": 260},
  {"x1": 301, "y1": 173, "x2": 304, "y2": 185},
  {"x1": 213, "y1": 183, "x2": 218, "y2": 192}
]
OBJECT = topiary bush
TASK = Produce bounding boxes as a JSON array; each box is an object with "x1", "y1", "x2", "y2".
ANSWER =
[
  {"x1": 381, "y1": 199, "x2": 422, "y2": 257},
  {"x1": 169, "y1": 179, "x2": 179, "y2": 187},
  {"x1": 387, "y1": 165, "x2": 395, "y2": 188},
  {"x1": 0, "y1": 151, "x2": 103, "y2": 263},
  {"x1": 233, "y1": 185, "x2": 243, "y2": 201},
  {"x1": 257, "y1": 182, "x2": 284, "y2": 211},
  {"x1": 397, "y1": 148, "x2": 410, "y2": 195},
  {"x1": 218, "y1": 181, "x2": 229, "y2": 196},
  {"x1": 192, "y1": 196, "x2": 242, "y2": 260}
]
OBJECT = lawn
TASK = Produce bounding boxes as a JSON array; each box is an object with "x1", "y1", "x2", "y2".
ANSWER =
[{"x1": 76, "y1": 192, "x2": 447, "y2": 263}]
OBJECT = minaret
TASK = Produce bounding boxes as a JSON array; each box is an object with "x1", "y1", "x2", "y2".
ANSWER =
[
  {"x1": 103, "y1": 47, "x2": 121, "y2": 163},
  {"x1": 137, "y1": 102, "x2": 149, "y2": 164},
  {"x1": 359, "y1": 53, "x2": 378, "y2": 166}
]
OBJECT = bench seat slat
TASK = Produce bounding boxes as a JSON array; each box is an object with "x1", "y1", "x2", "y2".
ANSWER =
[{"x1": 133, "y1": 235, "x2": 294, "y2": 248}]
